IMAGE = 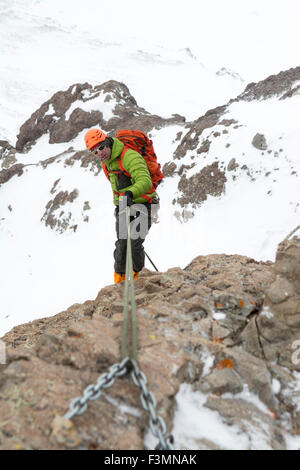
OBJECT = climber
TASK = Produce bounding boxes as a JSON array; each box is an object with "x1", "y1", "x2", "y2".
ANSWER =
[{"x1": 84, "y1": 128, "x2": 157, "y2": 284}]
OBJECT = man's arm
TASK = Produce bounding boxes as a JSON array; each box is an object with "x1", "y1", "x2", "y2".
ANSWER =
[{"x1": 121, "y1": 149, "x2": 152, "y2": 199}]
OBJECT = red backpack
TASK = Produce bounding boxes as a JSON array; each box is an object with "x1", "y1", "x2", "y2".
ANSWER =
[
  {"x1": 102, "y1": 130, "x2": 164, "y2": 202},
  {"x1": 115, "y1": 129, "x2": 164, "y2": 188}
]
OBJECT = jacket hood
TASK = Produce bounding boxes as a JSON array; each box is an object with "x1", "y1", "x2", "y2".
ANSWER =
[{"x1": 107, "y1": 138, "x2": 124, "y2": 163}]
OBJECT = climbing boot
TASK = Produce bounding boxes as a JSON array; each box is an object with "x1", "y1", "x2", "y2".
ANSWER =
[
  {"x1": 114, "y1": 272, "x2": 125, "y2": 284},
  {"x1": 133, "y1": 271, "x2": 139, "y2": 281}
]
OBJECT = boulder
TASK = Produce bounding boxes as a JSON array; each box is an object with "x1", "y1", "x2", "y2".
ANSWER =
[
  {"x1": 257, "y1": 235, "x2": 300, "y2": 370},
  {"x1": 252, "y1": 133, "x2": 268, "y2": 150}
]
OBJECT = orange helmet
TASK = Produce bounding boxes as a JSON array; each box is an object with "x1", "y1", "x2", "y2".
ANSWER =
[{"x1": 84, "y1": 128, "x2": 107, "y2": 151}]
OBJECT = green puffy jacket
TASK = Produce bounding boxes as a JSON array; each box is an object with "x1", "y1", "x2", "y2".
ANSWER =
[{"x1": 103, "y1": 138, "x2": 156, "y2": 205}]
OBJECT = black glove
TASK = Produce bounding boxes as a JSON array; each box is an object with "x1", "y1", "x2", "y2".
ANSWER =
[{"x1": 123, "y1": 190, "x2": 134, "y2": 206}]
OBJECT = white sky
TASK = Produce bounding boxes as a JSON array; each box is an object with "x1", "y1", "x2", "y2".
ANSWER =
[
  {"x1": 30, "y1": 0, "x2": 300, "y2": 81},
  {"x1": 1, "y1": 0, "x2": 299, "y2": 138},
  {"x1": 0, "y1": 0, "x2": 299, "y2": 142}
]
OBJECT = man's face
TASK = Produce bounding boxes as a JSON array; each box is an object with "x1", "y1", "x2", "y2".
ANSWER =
[{"x1": 93, "y1": 143, "x2": 111, "y2": 161}]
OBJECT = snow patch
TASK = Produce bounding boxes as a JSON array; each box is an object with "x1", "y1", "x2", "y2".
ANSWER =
[
  {"x1": 213, "y1": 312, "x2": 226, "y2": 320},
  {"x1": 171, "y1": 384, "x2": 250, "y2": 450},
  {"x1": 260, "y1": 306, "x2": 274, "y2": 319},
  {"x1": 65, "y1": 91, "x2": 117, "y2": 122},
  {"x1": 45, "y1": 103, "x2": 55, "y2": 116}
]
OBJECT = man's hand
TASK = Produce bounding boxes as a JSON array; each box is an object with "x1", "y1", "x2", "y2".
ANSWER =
[{"x1": 120, "y1": 190, "x2": 134, "y2": 206}]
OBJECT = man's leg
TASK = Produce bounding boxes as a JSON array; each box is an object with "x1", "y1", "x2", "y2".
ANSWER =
[
  {"x1": 131, "y1": 203, "x2": 152, "y2": 274},
  {"x1": 114, "y1": 203, "x2": 152, "y2": 280},
  {"x1": 114, "y1": 207, "x2": 127, "y2": 275}
]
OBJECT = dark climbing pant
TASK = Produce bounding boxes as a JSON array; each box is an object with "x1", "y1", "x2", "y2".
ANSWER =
[{"x1": 114, "y1": 202, "x2": 152, "y2": 274}]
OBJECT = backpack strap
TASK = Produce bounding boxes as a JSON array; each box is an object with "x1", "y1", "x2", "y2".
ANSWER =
[
  {"x1": 102, "y1": 162, "x2": 122, "y2": 179},
  {"x1": 140, "y1": 194, "x2": 154, "y2": 202},
  {"x1": 117, "y1": 147, "x2": 131, "y2": 177},
  {"x1": 102, "y1": 162, "x2": 109, "y2": 180},
  {"x1": 102, "y1": 162, "x2": 123, "y2": 197},
  {"x1": 103, "y1": 146, "x2": 155, "y2": 203}
]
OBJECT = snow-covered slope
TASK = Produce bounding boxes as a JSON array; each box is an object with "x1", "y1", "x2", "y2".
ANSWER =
[{"x1": 168, "y1": 93, "x2": 300, "y2": 260}]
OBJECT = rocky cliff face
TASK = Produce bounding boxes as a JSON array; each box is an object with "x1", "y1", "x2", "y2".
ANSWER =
[
  {"x1": 15, "y1": 80, "x2": 185, "y2": 153},
  {"x1": 233, "y1": 66, "x2": 300, "y2": 102},
  {"x1": 1, "y1": 236, "x2": 300, "y2": 450}
]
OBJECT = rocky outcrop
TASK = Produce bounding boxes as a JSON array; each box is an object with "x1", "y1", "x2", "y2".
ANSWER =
[
  {"x1": 162, "y1": 161, "x2": 177, "y2": 177},
  {"x1": 0, "y1": 163, "x2": 24, "y2": 184},
  {"x1": 15, "y1": 81, "x2": 185, "y2": 152},
  {"x1": 2, "y1": 240, "x2": 300, "y2": 450},
  {"x1": 16, "y1": 83, "x2": 92, "y2": 151},
  {"x1": 173, "y1": 105, "x2": 227, "y2": 161},
  {"x1": 0, "y1": 141, "x2": 18, "y2": 172},
  {"x1": 41, "y1": 189, "x2": 79, "y2": 233},
  {"x1": 256, "y1": 235, "x2": 300, "y2": 371},
  {"x1": 176, "y1": 162, "x2": 226, "y2": 206},
  {"x1": 216, "y1": 67, "x2": 244, "y2": 82},
  {"x1": 233, "y1": 66, "x2": 300, "y2": 102}
]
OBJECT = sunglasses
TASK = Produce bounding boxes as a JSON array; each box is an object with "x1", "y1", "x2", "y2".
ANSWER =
[{"x1": 91, "y1": 142, "x2": 106, "y2": 154}]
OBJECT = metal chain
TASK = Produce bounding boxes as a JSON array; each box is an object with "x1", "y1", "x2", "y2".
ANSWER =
[
  {"x1": 130, "y1": 359, "x2": 174, "y2": 450},
  {"x1": 63, "y1": 357, "x2": 130, "y2": 420},
  {"x1": 63, "y1": 357, "x2": 173, "y2": 450}
]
